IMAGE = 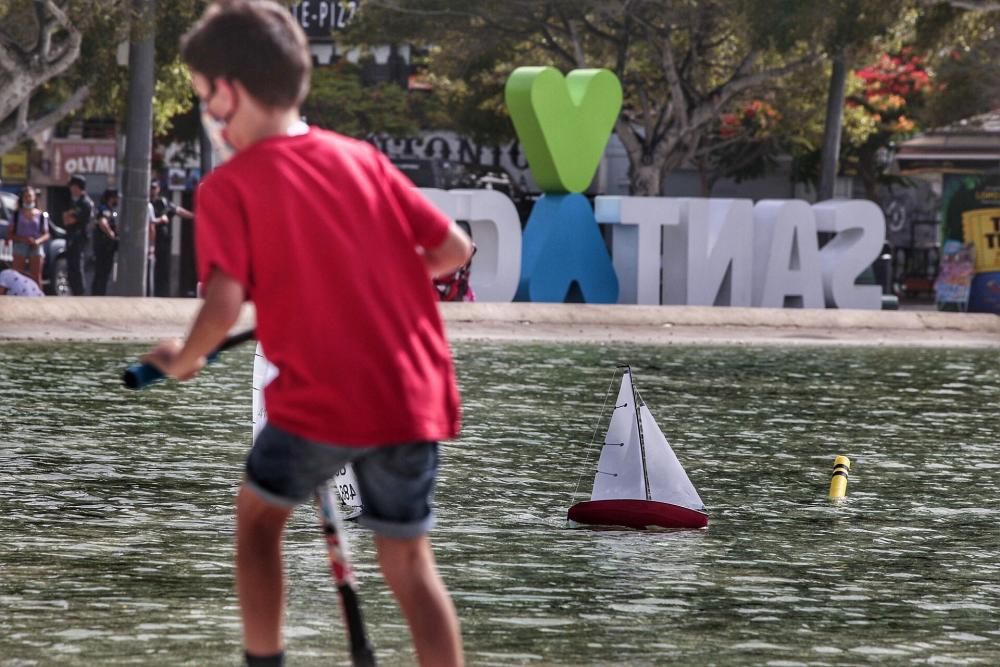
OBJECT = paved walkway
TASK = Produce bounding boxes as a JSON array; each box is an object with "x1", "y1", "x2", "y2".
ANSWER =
[{"x1": 1, "y1": 298, "x2": 997, "y2": 348}]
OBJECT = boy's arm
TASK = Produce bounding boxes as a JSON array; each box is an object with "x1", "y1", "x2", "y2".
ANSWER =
[
  {"x1": 422, "y1": 222, "x2": 473, "y2": 279},
  {"x1": 141, "y1": 269, "x2": 245, "y2": 380}
]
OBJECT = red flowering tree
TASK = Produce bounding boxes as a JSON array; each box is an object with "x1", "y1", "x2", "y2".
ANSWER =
[
  {"x1": 842, "y1": 49, "x2": 932, "y2": 198},
  {"x1": 694, "y1": 99, "x2": 785, "y2": 195}
]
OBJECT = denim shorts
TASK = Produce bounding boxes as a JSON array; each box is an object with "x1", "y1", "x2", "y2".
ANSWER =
[
  {"x1": 12, "y1": 241, "x2": 43, "y2": 258},
  {"x1": 245, "y1": 423, "x2": 439, "y2": 539}
]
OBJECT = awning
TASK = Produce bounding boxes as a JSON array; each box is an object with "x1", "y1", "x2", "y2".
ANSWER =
[{"x1": 895, "y1": 111, "x2": 1000, "y2": 174}]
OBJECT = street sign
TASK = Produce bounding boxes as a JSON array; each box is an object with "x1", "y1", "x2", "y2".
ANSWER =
[{"x1": 290, "y1": 1, "x2": 358, "y2": 39}]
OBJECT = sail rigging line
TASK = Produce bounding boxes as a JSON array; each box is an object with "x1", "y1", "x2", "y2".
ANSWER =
[
  {"x1": 627, "y1": 366, "x2": 652, "y2": 502},
  {"x1": 569, "y1": 366, "x2": 626, "y2": 504}
]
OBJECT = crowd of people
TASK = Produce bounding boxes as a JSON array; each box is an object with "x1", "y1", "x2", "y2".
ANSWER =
[
  {"x1": 1, "y1": 174, "x2": 193, "y2": 297},
  {"x1": 3, "y1": 171, "x2": 478, "y2": 302}
]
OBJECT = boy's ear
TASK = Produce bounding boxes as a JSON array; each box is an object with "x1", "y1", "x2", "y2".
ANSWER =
[
  {"x1": 214, "y1": 78, "x2": 245, "y2": 113},
  {"x1": 189, "y1": 71, "x2": 212, "y2": 99}
]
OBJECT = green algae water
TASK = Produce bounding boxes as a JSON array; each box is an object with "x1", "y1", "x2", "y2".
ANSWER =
[{"x1": 1, "y1": 342, "x2": 998, "y2": 666}]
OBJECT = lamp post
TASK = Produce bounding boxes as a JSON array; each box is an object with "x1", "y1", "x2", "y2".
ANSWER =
[{"x1": 114, "y1": 0, "x2": 156, "y2": 296}]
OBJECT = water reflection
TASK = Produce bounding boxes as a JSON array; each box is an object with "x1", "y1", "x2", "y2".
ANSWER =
[{"x1": 0, "y1": 342, "x2": 997, "y2": 665}]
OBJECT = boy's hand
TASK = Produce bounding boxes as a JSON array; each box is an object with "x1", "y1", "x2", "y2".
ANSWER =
[
  {"x1": 135, "y1": 264, "x2": 242, "y2": 385},
  {"x1": 424, "y1": 222, "x2": 473, "y2": 278},
  {"x1": 141, "y1": 339, "x2": 206, "y2": 381}
]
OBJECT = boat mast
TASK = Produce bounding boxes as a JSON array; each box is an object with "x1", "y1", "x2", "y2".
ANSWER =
[{"x1": 627, "y1": 365, "x2": 651, "y2": 501}]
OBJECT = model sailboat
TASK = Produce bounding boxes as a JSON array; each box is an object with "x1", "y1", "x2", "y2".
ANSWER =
[{"x1": 568, "y1": 367, "x2": 708, "y2": 530}]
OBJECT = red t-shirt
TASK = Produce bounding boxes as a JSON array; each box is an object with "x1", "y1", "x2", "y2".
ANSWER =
[{"x1": 196, "y1": 128, "x2": 460, "y2": 446}]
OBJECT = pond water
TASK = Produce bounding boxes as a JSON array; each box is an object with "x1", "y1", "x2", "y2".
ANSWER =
[{"x1": 0, "y1": 342, "x2": 998, "y2": 666}]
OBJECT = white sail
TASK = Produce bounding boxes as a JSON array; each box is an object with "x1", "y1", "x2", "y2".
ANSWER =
[
  {"x1": 640, "y1": 405, "x2": 706, "y2": 512},
  {"x1": 591, "y1": 371, "x2": 647, "y2": 501},
  {"x1": 251, "y1": 343, "x2": 363, "y2": 517},
  {"x1": 251, "y1": 344, "x2": 278, "y2": 440}
]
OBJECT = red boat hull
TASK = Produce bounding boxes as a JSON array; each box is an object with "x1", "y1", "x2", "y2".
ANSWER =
[{"x1": 567, "y1": 499, "x2": 708, "y2": 530}]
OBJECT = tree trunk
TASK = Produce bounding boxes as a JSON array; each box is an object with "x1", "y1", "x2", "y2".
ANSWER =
[
  {"x1": 818, "y1": 49, "x2": 849, "y2": 201},
  {"x1": 863, "y1": 178, "x2": 878, "y2": 202},
  {"x1": 697, "y1": 164, "x2": 714, "y2": 197},
  {"x1": 615, "y1": 120, "x2": 668, "y2": 197},
  {"x1": 0, "y1": 2, "x2": 84, "y2": 154},
  {"x1": 630, "y1": 163, "x2": 663, "y2": 196}
]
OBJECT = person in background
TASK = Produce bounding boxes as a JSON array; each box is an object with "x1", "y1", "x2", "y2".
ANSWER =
[
  {"x1": 0, "y1": 177, "x2": 7, "y2": 225},
  {"x1": 91, "y1": 188, "x2": 120, "y2": 296},
  {"x1": 62, "y1": 174, "x2": 93, "y2": 296},
  {"x1": 8, "y1": 186, "x2": 50, "y2": 289},
  {"x1": 150, "y1": 179, "x2": 194, "y2": 296},
  {"x1": 146, "y1": 199, "x2": 158, "y2": 297},
  {"x1": 0, "y1": 264, "x2": 44, "y2": 296},
  {"x1": 434, "y1": 224, "x2": 476, "y2": 301}
]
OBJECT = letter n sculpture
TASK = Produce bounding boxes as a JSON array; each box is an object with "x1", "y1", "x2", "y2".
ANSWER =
[{"x1": 506, "y1": 67, "x2": 622, "y2": 303}]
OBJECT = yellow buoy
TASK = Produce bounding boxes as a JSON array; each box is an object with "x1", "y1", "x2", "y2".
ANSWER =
[{"x1": 828, "y1": 455, "x2": 851, "y2": 499}]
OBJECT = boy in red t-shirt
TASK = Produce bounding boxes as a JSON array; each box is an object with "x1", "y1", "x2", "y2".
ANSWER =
[{"x1": 142, "y1": 2, "x2": 471, "y2": 666}]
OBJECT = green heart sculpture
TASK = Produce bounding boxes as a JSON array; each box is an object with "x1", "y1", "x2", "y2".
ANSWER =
[{"x1": 505, "y1": 67, "x2": 623, "y2": 194}]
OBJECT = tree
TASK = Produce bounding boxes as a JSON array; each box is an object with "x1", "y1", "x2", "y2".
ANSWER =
[
  {"x1": 788, "y1": 0, "x2": 913, "y2": 200},
  {"x1": 301, "y1": 61, "x2": 446, "y2": 138},
  {"x1": 351, "y1": 1, "x2": 819, "y2": 195},
  {"x1": 728, "y1": 1, "x2": 922, "y2": 200},
  {"x1": 842, "y1": 49, "x2": 931, "y2": 199},
  {"x1": 911, "y1": 2, "x2": 1000, "y2": 128},
  {"x1": 785, "y1": 3, "x2": 999, "y2": 200},
  {"x1": 0, "y1": 0, "x2": 97, "y2": 155},
  {"x1": 693, "y1": 98, "x2": 786, "y2": 195},
  {"x1": 0, "y1": 0, "x2": 249, "y2": 157}
]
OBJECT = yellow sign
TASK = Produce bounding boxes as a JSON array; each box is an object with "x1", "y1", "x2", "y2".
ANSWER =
[
  {"x1": 1, "y1": 148, "x2": 28, "y2": 183},
  {"x1": 962, "y1": 208, "x2": 1000, "y2": 273}
]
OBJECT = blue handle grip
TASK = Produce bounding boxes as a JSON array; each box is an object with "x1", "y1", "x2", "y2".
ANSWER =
[
  {"x1": 122, "y1": 329, "x2": 254, "y2": 390},
  {"x1": 122, "y1": 350, "x2": 219, "y2": 389},
  {"x1": 122, "y1": 351, "x2": 221, "y2": 389},
  {"x1": 122, "y1": 362, "x2": 166, "y2": 389}
]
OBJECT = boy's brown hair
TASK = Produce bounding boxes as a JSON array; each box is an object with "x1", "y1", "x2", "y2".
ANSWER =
[{"x1": 180, "y1": 0, "x2": 311, "y2": 108}]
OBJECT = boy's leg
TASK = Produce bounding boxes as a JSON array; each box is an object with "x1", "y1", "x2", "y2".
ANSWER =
[
  {"x1": 376, "y1": 534, "x2": 463, "y2": 667},
  {"x1": 353, "y1": 441, "x2": 463, "y2": 666},
  {"x1": 236, "y1": 481, "x2": 293, "y2": 657},
  {"x1": 238, "y1": 424, "x2": 357, "y2": 661}
]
